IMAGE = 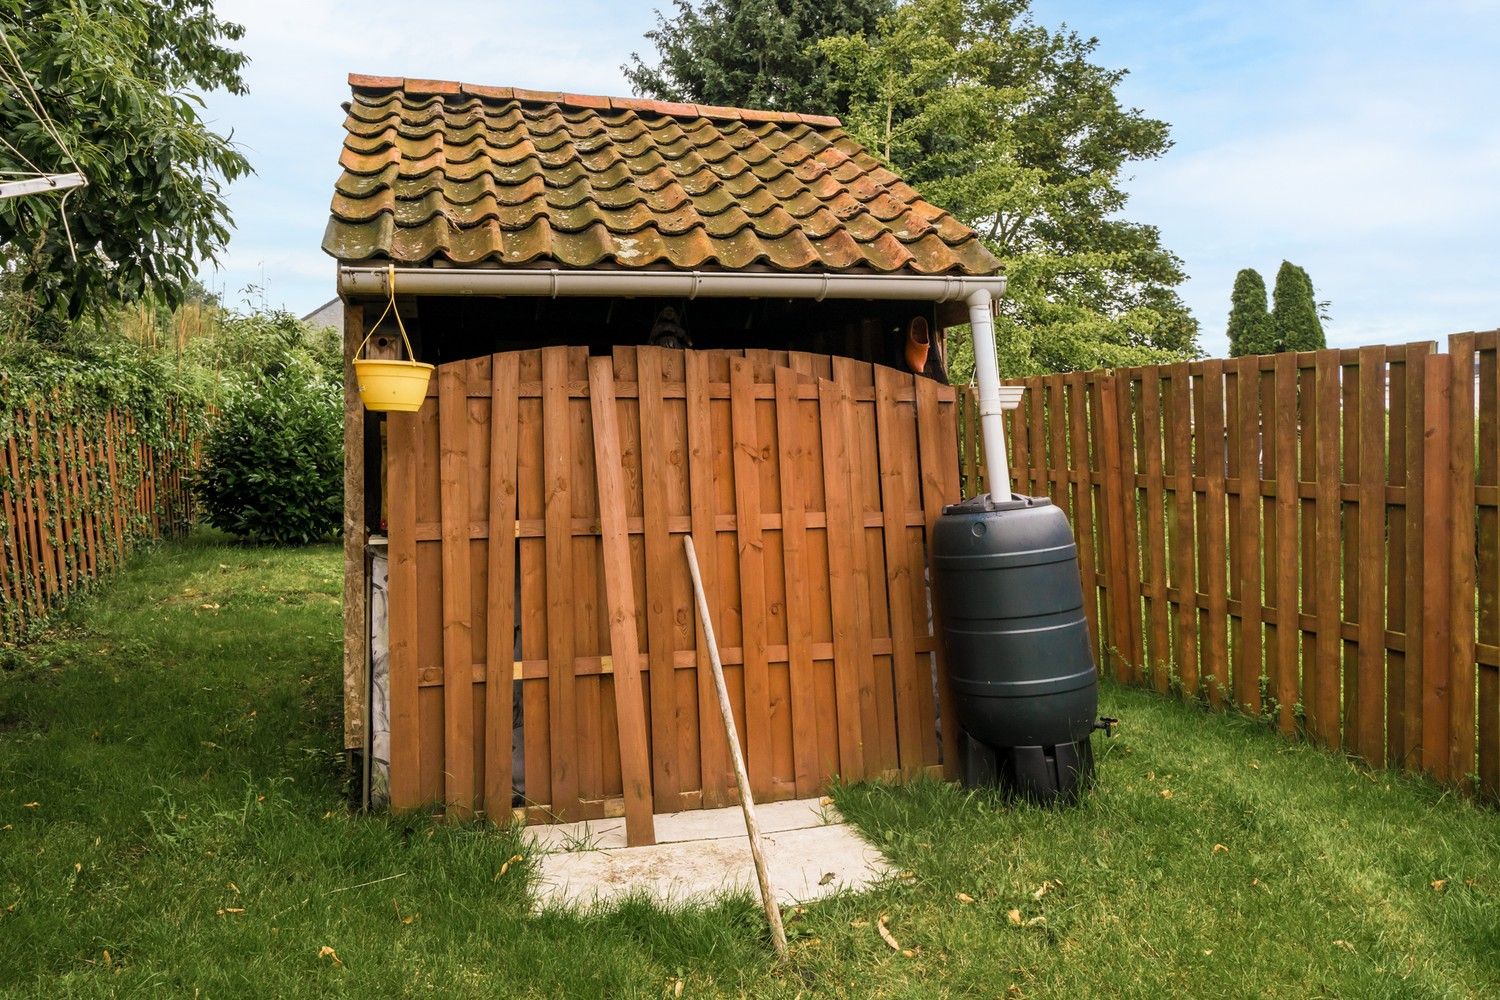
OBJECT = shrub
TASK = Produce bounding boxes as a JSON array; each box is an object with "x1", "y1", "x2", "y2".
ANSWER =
[{"x1": 195, "y1": 362, "x2": 342, "y2": 544}]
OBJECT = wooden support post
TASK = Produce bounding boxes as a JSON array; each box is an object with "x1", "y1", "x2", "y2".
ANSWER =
[
  {"x1": 342, "y1": 300, "x2": 368, "y2": 756},
  {"x1": 587, "y1": 357, "x2": 656, "y2": 847}
]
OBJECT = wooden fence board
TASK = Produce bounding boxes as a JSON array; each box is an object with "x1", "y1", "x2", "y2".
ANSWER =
[
  {"x1": 484, "y1": 353, "x2": 520, "y2": 821},
  {"x1": 587, "y1": 356, "x2": 656, "y2": 846},
  {"x1": 1272, "y1": 353, "x2": 1299, "y2": 735},
  {"x1": 729, "y1": 356, "x2": 774, "y2": 798}
]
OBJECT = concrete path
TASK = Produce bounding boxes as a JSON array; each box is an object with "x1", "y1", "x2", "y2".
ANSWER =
[{"x1": 525, "y1": 798, "x2": 893, "y2": 910}]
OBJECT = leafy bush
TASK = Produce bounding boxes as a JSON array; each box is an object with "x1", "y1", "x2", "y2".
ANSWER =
[{"x1": 195, "y1": 362, "x2": 342, "y2": 544}]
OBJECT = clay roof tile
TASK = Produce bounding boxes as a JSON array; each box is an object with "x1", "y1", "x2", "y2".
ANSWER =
[{"x1": 323, "y1": 76, "x2": 998, "y2": 276}]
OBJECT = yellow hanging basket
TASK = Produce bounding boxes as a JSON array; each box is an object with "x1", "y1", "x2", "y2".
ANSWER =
[
  {"x1": 354, "y1": 357, "x2": 434, "y2": 412},
  {"x1": 354, "y1": 265, "x2": 433, "y2": 412}
]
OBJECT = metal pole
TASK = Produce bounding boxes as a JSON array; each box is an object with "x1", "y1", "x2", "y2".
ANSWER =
[
  {"x1": 0, "y1": 172, "x2": 85, "y2": 201},
  {"x1": 682, "y1": 534, "x2": 789, "y2": 960}
]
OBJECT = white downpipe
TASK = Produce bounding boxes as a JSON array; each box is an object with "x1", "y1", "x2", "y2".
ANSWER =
[{"x1": 966, "y1": 289, "x2": 1012, "y2": 503}]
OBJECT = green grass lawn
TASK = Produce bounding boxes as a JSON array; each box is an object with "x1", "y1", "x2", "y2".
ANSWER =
[{"x1": 1, "y1": 532, "x2": 1496, "y2": 998}]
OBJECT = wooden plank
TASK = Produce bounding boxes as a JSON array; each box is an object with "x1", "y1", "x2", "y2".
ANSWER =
[
  {"x1": 819, "y1": 376, "x2": 866, "y2": 779},
  {"x1": 483, "y1": 352, "x2": 520, "y2": 821},
  {"x1": 1313, "y1": 351, "x2": 1343, "y2": 748},
  {"x1": 1448, "y1": 334, "x2": 1478, "y2": 787},
  {"x1": 1047, "y1": 378, "x2": 1068, "y2": 511},
  {"x1": 728, "y1": 356, "x2": 774, "y2": 799},
  {"x1": 1167, "y1": 367, "x2": 1199, "y2": 698},
  {"x1": 839, "y1": 358, "x2": 895, "y2": 775},
  {"x1": 516, "y1": 350, "x2": 551, "y2": 811},
  {"x1": 341, "y1": 301, "x2": 368, "y2": 752},
  {"x1": 438, "y1": 364, "x2": 477, "y2": 818},
  {"x1": 1421, "y1": 353, "x2": 1453, "y2": 779},
  {"x1": 1140, "y1": 367, "x2": 1170, "y2": 692},
  {"x1": 587, "y1": 356, "x2": 657, "y2": 846},
  {"x1": 1200, "y1": 362, "x2": 1230, "y2": 708},
  {"x1": 685, "y1": 350, "x2": 730, "y2": 807},
  {"x1": 1094, "y1": 374, "x2": 1132, "y2": 682},
  {"x1": 387, "y1": 409, "x2": 422, "y2": 810},
  {"x1": 635, "y1": 347, "x2": 682, "y2": 810},
  {"x1": 914, "y1": 375, "x2": 961, "y2": 777},
  {"x1": 1296, "y1": 356, "x2": 1318, "y2": 738},
  {"x1": 1067, "y1": 374, "x2": 1100, "y2": 661},
  {"x1": 1385, "y1": 349, "x2": 1411, "y2": 766},
  {"x1": 1397, "y1": 346, "x2": 1427, "y2": 768},
  {"x1": 773, "y1": 365, "x2": 821, "y2": 796},
  {"x1": 1272, "y1": 352, "x2": 1300, "y2": 735},
  {"x1": 1480, "y1": 342, "x2": 1500, "y2": 799},
  {"x1": 541, "y1": 346, "x2": 581, "y2": 820},
  {"x1": 874, "y1": 364, "x2": 925, "y2": 775},
  {"x1": 1233, "y1": 356, "x2": 1264, "y2": 714},
  {"x1": 1355, "y1": 346, "x2": 1386, "y2": 765}
]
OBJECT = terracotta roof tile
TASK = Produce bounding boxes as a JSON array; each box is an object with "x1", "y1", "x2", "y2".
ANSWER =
[{"x1": 323, "y1": 76, "x2": 1001, "y2": 276}]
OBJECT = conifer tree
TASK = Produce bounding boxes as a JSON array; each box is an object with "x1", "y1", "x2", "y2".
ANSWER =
[
  {"x1": 1272, "y1": 261, "x2": 1326, "y2": 352},
  {"x1": 1227, "y1": 268, "x2": 1275, "y2": 357}
]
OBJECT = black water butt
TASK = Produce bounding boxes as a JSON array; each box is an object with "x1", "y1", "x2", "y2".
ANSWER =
[{"x1": 932, "y1": 493, "x2": 1100, "y2": 803}]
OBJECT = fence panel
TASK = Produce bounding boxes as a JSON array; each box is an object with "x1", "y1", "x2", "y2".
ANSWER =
[
  {"x1": 961, "y1": 334, "x2": 1499, "y2": 803},
  {"x1": 1, "y1": 393, "x2": 197, "y2": 642},
  {"x1": 385, "y1": 347, "x2": 963, "y2": 828}
]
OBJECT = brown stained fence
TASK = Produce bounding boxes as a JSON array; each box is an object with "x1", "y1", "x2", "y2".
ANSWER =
[
  {"x1": 957, "y1": 333, "x2": 1500, "y2": 802},
  {"x1": 1, "y1": 394, "x2": 197, "y2": 642},
  {"x1": 385, "y1": 345, "x2": 964, "y2": 828}
]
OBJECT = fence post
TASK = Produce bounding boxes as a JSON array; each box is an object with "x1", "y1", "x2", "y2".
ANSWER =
[
  {"x1": 1448, "y1": 335, "x2": 1478, "y2": 788},
  {"x1": 1421, "y1": 351, "x2": 1454, "y2": 780}
]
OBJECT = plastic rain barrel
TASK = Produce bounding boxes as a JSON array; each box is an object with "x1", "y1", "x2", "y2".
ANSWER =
[{"x1": 931, "y1": 493, "x2": 1099, "y2": 802}]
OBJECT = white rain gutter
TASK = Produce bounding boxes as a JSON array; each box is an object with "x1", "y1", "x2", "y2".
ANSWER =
[{"x1": 339, "y1": 265, "x2": 1012, "y2": 502}]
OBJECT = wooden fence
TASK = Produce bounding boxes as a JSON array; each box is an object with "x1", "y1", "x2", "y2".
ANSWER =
[
  {"x1": 958, "y1": 332, "x2": 1500, "y2": 801},
  {"x1": 385, "y1": 345, "x2": 963, "y2": 840},
  {"x1": 1, "y1": 394, "x2": 197, "y2": 642}
]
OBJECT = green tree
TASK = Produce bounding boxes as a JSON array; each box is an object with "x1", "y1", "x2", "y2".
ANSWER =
[
  {"x1": 1227, "y1": 268, "x2": 1275, "y2": 357},
  {"x1": 818, "y1": 0, "x2": 1199, "y2": 374},
  {"x1": 625, "y1": 0, "x2": 893, "y2": 112},
  {"x1": 1271, "y1": 261, "x2": 1325, "y2": 352},
  {"x1": 0, "y1": 0, "x2": 251, "y2": 332}
]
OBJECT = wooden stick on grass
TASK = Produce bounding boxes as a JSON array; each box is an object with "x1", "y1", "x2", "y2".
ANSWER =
[{"x1": 683, "y1": 534, "x2": 789, "y2": 960}]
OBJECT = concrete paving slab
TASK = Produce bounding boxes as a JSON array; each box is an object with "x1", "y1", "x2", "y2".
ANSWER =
[{"x1": 526, "y1": 798, "x2": 892, "y2": 910}]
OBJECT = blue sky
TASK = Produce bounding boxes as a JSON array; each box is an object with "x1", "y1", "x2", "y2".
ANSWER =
[{"x1": 199, "y1": 0, "x2": 1500, "y2": 357}]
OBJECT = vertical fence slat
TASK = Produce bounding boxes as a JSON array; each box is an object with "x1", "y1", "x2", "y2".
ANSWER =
[
  {"x1": 540, "y1": 347, "x2": 581, "y2": 820},
  {"x1": 1233, "y1": 358, "x2": 1264, "y2": 714},
  {"x1": 874, "y1": 364, "x2": 925, "y2": 776},
  {"x1": 437, "y1": 364, "x2": 476, "y2": 819},
  {"x1": 1356, "y1": 346, "x2": 1387, "y2": 766},
  {"x1": 484, "y1": 352, "x2": 520, "y2": 822},
  {"x1": 637, "y1": 348, "x2": 681, "y2": 810},
  {"x1": 1448, "y1": 334, "x2": 1478, "y2": 787},
  {"x1": 387, "y1": 409, "x2": 421, "y2": 810},
  {"x1": 820, "y1": 376, "x2": 868, "y2": 780},
  {"x1": 915, "y1": 376, "x2": 962, "y2": 778},
  {"x1": 1480, "y1": 338, "x2": 1500, "y2": 799},
  {"x1": 1272, "y1": 353, "x2": 1300, "y2": 735},
  {"x1": 773, "y1": 366, "x2": 821, "y2": 795},
  {"x1": 1421, "y1": 353, "x2": 1454, "y2": 780},
  {"x1": 1168, "y1": 367, "x2": 1199, "y2": 698},
  {"x1": 1201, "y1": 362, "x2": 1230, "y2": 707},
  {"x1": 728, "y1": 356, "x2": 774, "y2": 798}
]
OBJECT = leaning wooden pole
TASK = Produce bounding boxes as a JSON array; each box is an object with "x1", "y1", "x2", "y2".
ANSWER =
[{"x1": 683, "y1": 534, "x2": 789, "y2": 960}]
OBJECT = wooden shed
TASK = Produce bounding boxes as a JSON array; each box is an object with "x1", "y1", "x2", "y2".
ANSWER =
[{"x1": 327, "y1": 75, "x2": 1011, "y2": 844}]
